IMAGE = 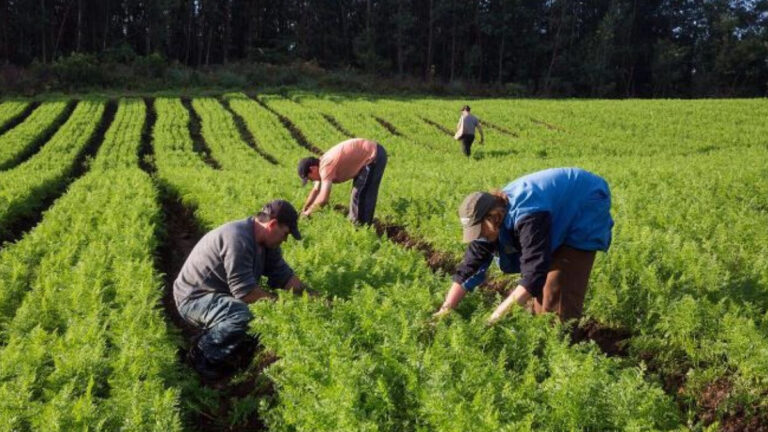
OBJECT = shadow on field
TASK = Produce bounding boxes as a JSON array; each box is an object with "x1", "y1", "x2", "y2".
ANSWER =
[
  {"x1": 472, "y1": 149, "x2": 519, "y2": 160},
  {"x1": 483, "y1": 120, "x2": 519, "y2": 137},
  {"x1": 373, "y1": 116, "x2": 403, "y2": 136},
  {"x1": 219, "y1": 96, "x2": 279, "y2": 165},
  {"x1": 0, "y1": 101, "x2": 40, "y2": 136},
  {"x1": 420, "y1": 116, "x2": 453, "y2": 136},
  {"x1": 321, "y1": 113, "x2": 354, "y2": 138},
  {"x1": 250, "y1": 95, "x2": 324, "y2": 155},
  {"x1": 180, "y1": 98, "x2": 223, "y2": 170}
]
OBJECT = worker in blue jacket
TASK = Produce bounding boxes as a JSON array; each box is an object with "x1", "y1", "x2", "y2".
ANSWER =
[{"x1": 433, "y1": 167, "x2": 614, "y2": 324}]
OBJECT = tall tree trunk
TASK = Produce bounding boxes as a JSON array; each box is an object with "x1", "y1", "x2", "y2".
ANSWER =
[
  {"x1": 41, "y1": 0, "x2": 47, "y2": 63},
  {"x1": 145, "y1": 10, "x2": 151, "y2": 55},
  {"x1": 366, "y1": 0, "x2": 372, "y2": 32},
  {"x1": 396, "y1": 0, "x2": 404, "y2": 75},
  {"x1": 205, "y1": 29, "x2": 212, "y2": 66},
  {"x1": 102, "y1": 0, "x2": 110, "y2": 50},
  {"x1": 76, "y1": 0, "x2": 82, "y2": 52},
  {"x1": 54, "y1": 0, "x2": 74, "y2": 60},
  {"x1": 222, "y1": 0, "x2": 232, "y2": 63},
  {"x1": 543, "y1": 3, "x2": 566, "y2": 95},
  {"x1": 425, "y1": 0, "x2": 434, "y2": 81},
  {"x1": 498, "y1": 28, "x2": 505, "y2": 84},
  {"x1": 450, "y1": 4, "x2": 457, "y2": 82},
  {"x1": 624, "y1": 0, "x2": 638, "y2": 97},
  {"x1": 0, "y1": 0, "x2": 8, "y2": 63},
  {"x1": 474, "y1": 0, "x2": 482, "y2": 81},
  {"x1": 339, "y1": 1, "x2": 349, "y2": 61},
  {"x1": 185, "y1": 0, "x2": 193, "y2": 65}
]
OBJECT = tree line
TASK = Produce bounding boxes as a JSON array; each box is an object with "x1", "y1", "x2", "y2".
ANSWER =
[{"x1": 1, "y1": 0, "x2": 767, "y2": 97}]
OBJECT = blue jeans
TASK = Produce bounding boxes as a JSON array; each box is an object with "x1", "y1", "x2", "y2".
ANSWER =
[{"x1": 177, "y1": 293, "x2": 253, "y2": 363}]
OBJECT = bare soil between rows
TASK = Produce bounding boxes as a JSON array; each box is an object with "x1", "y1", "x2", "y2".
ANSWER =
[
  {"x1": 0, "y1": 101, "x2": 40, "y2": 136},
  {"x1": 221, "y1": 97, "x2": 279, "y2": 165},
  {"x1": 251, "y1": 96, "x2": 323, "y2": 155},
  {"x1": 321, "y1": 113, "x2": 354, "y2": 138},
  {"x1": 141, "y1": 100, "x2": 273, "y2": 431},
  {"x1": 181, "y1": 98, "x2": 223, "y2": 169}
]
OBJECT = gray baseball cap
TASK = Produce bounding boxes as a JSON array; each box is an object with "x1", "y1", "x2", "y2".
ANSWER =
[{"x1": 458, "y1": 192, "x2": 496, "y2": 243}]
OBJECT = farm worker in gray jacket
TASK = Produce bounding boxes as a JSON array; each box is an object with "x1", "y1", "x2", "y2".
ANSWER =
[
  {"x1": 297, "y1": 138, "x2": 387, "y2": 225},
  {"x1": 454, "y1": 105, "x2": 484, "y2": 157},
  {"x1": 174, "y1": 199, "x2": 308, "y2": 382},
  {"x1": 433, "y1": 168, "x2": 614, "y2": 324}
]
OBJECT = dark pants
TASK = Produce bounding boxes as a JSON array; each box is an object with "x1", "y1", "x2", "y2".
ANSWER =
[
  {"x1": 177, "y1": 293, "x2": 253, "y2": 363},
  {"x1": 460, "y1": 134, "x2": 475, "y2": 157},
  {"x1": 532, "y1": 246, "x2": 596, "y2": 322},
  {"x1": 349, "y1": 144, "x2": 387, "y2": 225}
]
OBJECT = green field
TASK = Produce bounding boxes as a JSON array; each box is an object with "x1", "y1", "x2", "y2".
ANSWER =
[{"x1": 0, "y1": 93, "x2": 766, "y2": 431}]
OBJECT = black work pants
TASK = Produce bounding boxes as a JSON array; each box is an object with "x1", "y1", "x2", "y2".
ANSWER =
[
  {"x1": 349, "y1": 144, "x2": 387, "y2": 225},
  {"x1": 460, "y1": 134, "x2": 475, "y2": 157}
]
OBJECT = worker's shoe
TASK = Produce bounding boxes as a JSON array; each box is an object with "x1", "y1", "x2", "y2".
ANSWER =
[
  {"x1": 187, "y1": 344, "x2": 234, "y2": 384},
  {"x1": 223, "y1": 334, "x2": 258, "y2": 371}
]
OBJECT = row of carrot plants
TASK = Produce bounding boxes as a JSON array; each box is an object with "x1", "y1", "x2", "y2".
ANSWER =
[
  {"x1": 0, "y1": 100, "x2": 104, "y2": 239},
  {"x1": 0, "y1": 101, "x2": 31, "y2": 134},
  {"x1": 0, "y1": 99, "x2": 184, "y2": 430},
  {"x1": 0, "y1": 100, "x2": 71, "y2": 170}
]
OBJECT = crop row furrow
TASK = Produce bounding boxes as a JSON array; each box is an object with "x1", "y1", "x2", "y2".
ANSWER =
[
  {"x1": 0, "y1": 100, "x2": 74, "y2": 171},
  {"x1": 0, "y1": 100, "x2": 112, "y2": 244},
  {"x1": 0, "y1": 101, "x2": 35, "y2": 136}
]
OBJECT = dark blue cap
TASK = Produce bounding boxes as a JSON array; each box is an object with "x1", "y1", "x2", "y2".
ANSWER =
[
  {"x1": 261, "y1": 199, "x2": 301, "y2": 240},
  {"x1": 297, "y1": 157, "x2": 320, "y2": 186}
]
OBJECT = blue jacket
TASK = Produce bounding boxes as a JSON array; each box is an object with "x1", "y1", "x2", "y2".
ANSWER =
[{"x1": 454, "y1": 168, "x2": 613, "y2": 294}]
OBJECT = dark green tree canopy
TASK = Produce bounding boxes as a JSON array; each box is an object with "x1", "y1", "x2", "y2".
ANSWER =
[{"x1": 1, "y1": 0, "x2": 766, "y2": 96}]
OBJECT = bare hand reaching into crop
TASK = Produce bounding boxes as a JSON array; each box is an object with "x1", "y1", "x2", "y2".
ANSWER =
[
  {"x1": 485, "y1": 285, "x2": 532, "y2": 326},
  {"x1": 432, "y1": 306, "x2": 453, "y2": 319},
  {"x1": 485, "y1": 311, "x2": 502, "y2": 326}
]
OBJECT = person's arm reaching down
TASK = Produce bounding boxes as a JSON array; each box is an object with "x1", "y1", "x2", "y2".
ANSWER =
[
  {"x1": 303, "y1": 181, "x2": 332, "y2": 217},
  {"x1": 302, "y1": 183, "x2": 321, "y2": 213},
  {"x1": 487, "y1": 212, "x2": 551, "y2": 324}
]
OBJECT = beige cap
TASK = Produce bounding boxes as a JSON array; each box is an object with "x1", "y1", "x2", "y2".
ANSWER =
[{"x1": 458, "y1": 192, "x2": 496, "y2": 243}]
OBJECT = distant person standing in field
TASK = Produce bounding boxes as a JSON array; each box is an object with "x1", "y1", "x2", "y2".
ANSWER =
[
  {"x1": 174, "y1": 200, "x2": 309, "y2": 382},
  {"x1": 297, "y1": 138, "x2": 387, "y2": 225},
  {"x1": 433, "y1": 168, "x2": 614, "y2": 324},
  {"x1": 454, "y1": 105, "x2": 484, "y2": 157}
]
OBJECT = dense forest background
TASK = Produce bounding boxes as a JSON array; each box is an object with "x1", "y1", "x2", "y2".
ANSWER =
[{"x1": 1, "y1": 0, "x2": 767, "y2": 97}]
